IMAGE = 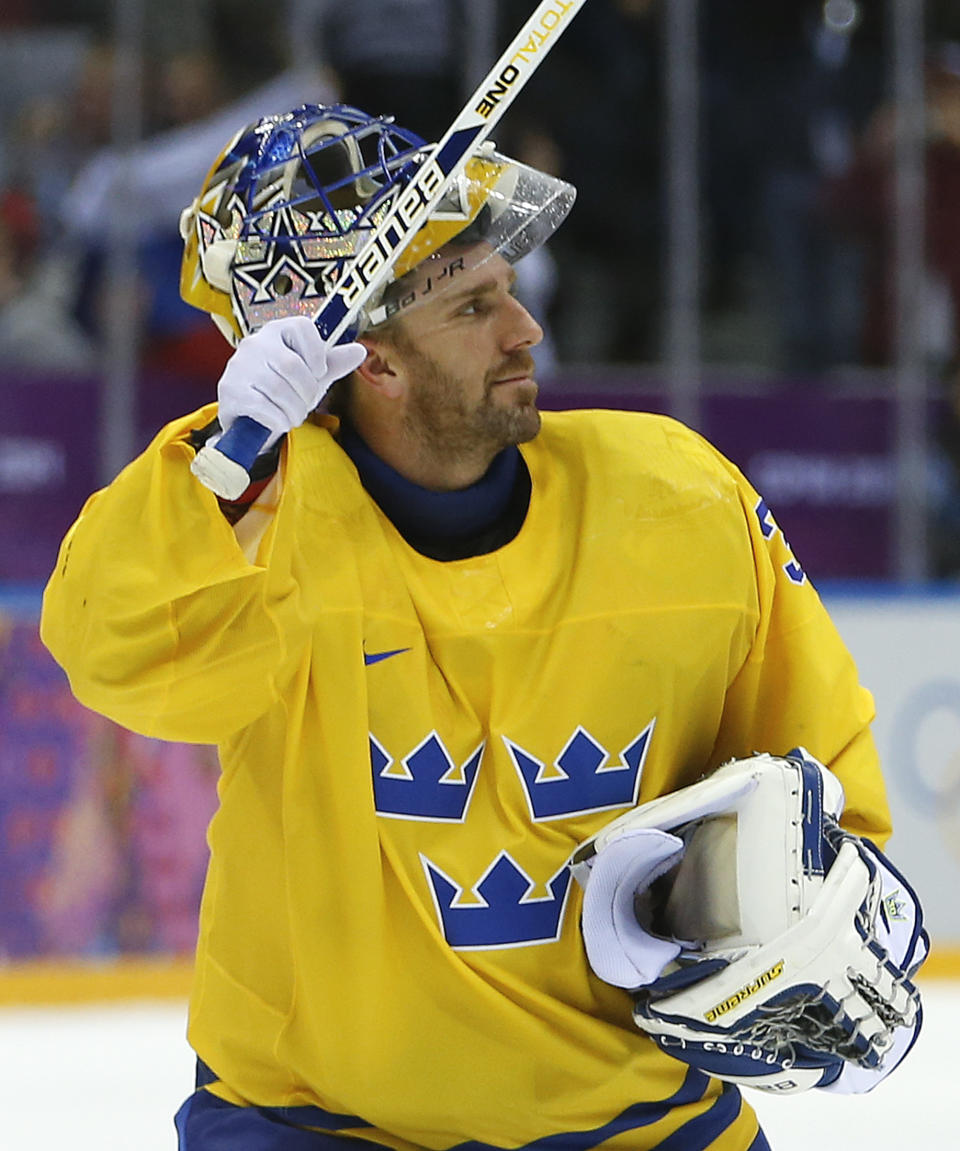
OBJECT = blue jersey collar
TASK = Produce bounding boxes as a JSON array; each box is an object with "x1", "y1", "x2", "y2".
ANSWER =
[{"x1": 336, "y1": 421, "x2": 522, "y2": 543}]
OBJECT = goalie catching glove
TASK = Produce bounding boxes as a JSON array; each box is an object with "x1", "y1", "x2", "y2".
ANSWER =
[{"x1": 570, "y1": 749, "x2": 928, "y2": 1095}]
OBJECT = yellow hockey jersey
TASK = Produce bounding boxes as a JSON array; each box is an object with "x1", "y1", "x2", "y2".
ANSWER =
[{"x1": 41, "y1": 407, "x2": 890, "y2": 1151}]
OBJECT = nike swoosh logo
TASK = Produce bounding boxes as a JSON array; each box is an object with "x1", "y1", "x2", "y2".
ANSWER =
[{"x1": 363, "y1": 647, "x2": 411, "y2": 667}]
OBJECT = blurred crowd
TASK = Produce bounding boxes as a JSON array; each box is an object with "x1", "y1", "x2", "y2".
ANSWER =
[
  {"x1": 4, "y1": 0, "x2": 960, "y2": 573},
  {"x1": 2, "y1": 0, "x2": 960, "y2": 374}
]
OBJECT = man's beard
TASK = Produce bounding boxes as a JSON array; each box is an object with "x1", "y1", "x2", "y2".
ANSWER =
[{"x1": 402, "y1": 347, "x2": 541, "y2": 464}]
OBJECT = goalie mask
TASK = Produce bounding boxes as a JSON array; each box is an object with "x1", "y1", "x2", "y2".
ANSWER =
[{"x1": 179, "y1": 102, "x2": 576, "y2": 346}]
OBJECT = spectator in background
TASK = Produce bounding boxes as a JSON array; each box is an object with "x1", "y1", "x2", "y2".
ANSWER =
[
  {"x1": 65, "y1": 46, "x2": 241, "y2": 385},
  {"x1": 756, "y1": 1, "x2": 882, "y2": 374},
  {"x1": 700, "y1": 0, "x2": 883, "y2": 374},
  {"x1": 0, "y1": 188, "x2": 38, "y2": 307},
  {"x1": 0, "y1": 39, "x2": 124, "y2": 372},
  {"x1": 316, "y1": 0, "x2": 463, "y2": 143},
  {"x1": 498, "y1": 0, "x2": 663, "y2": 364},
  {"x1": 0, "y1": 36, "x2": 115, "y2": 242},
  {"x1": 824, "y1": 42, "x2": 960, "y2": 370},
  {"x1": 0, "y1": 185, "x2": 97, "y2": 370},
  {"x1": 0, "y1": 33, "x2": 310, "y2": 383},
  {"x1": 152, "y1": 48, "x2": 228, "y2": 133},
  {"x1": 121, "y1": 48, "x2": 233, "y2": 381},
  {"x1": 50, "y1": 40, "x2": 336, "y2": 388}
]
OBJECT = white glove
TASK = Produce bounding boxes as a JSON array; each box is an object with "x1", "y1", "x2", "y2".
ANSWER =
[
  {"x1": 817, "y1": 835, "x2": 928, "y2": 1095},
  {"x1": 578, "y1": 828, "x2": 686, "y2": 989},
  {"x1": 571, "y1": 751, "x2": 927, "y2": 1096},
  {"x1": 215, "y1": 316, "x2": 367, "y2": 451}
]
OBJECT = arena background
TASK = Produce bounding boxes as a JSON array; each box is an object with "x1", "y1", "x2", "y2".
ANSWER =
[{"x1": 0, "y1": 1, "x2": 957, "y2": 1145}]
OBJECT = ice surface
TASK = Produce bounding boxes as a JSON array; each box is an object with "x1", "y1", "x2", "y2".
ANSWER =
[{"x1": 1, "y1": 983, "x2": 955, "y2": 1149}]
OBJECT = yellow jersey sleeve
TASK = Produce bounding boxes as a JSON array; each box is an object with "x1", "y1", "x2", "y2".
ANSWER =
[
  {"x1": 40, "y1": 405, "x2": 295, "y2": 743},
  {"x1": 704, "y1": 437, "x2": 891, "y2": 846}
]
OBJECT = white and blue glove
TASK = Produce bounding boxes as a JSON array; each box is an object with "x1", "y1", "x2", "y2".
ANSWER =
[
  {"x1": 571, "y1": 750, "x2": 928, "y2": 1096},
  {"x1": 192, "y1": 316, "x2": 366, "y2": 499}
]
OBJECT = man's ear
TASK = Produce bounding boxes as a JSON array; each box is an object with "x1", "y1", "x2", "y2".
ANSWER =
[{"x1": 355, "y1": 339, "x2": 405, "y2": 400}]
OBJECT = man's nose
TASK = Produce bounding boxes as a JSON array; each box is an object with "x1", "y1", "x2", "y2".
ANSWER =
[{"x1": 503, "y1": 293, "x2": 544, "y2": 350}]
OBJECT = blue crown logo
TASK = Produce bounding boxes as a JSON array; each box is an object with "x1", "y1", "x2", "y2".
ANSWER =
[
  {"x1": 421, "y1": 851, "x2": 572, "y2": 950},
  {"x1": 503, "y1": 720, "x2": 655, "y2": 821},
  {"x1": 370, "y1": 732, "x2": 483, "y2": 821}
]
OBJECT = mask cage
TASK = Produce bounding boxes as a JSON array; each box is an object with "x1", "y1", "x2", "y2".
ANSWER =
[
  {"x1": 182, "y1": 102, "x2": 576, "y2": 343},
  {"x1": 235, "y1": 105, "x2": 428, "y2": 246}
]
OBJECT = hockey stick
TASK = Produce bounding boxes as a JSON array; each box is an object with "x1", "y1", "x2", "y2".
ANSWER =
[{"x1": 192, "y1": 0, "x2": 588, "y2": 499}]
